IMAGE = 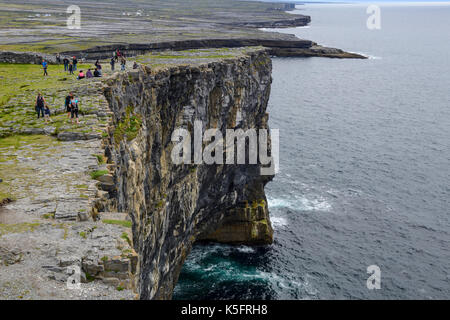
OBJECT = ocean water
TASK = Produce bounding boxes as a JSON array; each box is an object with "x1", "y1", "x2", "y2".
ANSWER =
[{"x1": 173, "y1": 3, "x2": 450, "y2": 299}]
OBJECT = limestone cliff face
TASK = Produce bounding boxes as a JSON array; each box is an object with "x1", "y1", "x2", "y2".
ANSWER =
[{"x1": 101, "y1": 49, "x2": 274, "y2": 299}]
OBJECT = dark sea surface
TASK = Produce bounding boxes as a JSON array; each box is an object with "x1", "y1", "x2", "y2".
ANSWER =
[{"x1": 174, "y1": 3, "x2": 450, "y2": 299}]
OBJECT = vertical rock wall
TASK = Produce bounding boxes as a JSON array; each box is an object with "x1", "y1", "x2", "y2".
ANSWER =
[{"x1": 102, "y1": 49, "x2": 274, "y2": 299}]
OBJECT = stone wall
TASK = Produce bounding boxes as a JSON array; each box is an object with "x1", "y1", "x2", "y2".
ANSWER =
[
  {"x1": 0, "y1": 51, "x2": 58, "y2": 64},
  {"x1": 101, "y1": 49, "x2": 274, "y2": 299}
]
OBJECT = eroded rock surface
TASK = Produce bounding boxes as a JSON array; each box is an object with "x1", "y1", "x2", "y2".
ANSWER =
[{"x1": 102, "y1": 48, "x2": 274, "y2": 299}]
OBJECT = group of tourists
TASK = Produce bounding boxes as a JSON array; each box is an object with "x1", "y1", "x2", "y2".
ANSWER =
[
  {"x1": 36, "y1": 49, "x2": 140, "y2": 123},
  {"x1": 44, "y1": 49, "x2": 138, "y2": 78},
  {"x1": 34, "y1": 92, "x2": 80, "y2": 125},
  {"x1": 61, "y1": 56, "x2": 78, "y2": 75}
]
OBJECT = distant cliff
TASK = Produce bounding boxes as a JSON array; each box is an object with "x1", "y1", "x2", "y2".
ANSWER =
[
  {"x1": 60, "y1": 38, "x2": 366, "y2": 60},
  {"x1": 101, "y1": 49, "x2": 274, "y2": 299}
]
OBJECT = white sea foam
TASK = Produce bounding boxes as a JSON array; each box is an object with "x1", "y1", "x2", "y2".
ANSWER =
[
  {"x1": 237, "y1": 246, "x2": 256, "y2": 254},
  {"x1": 271, "y1": 216, "x2": 289, "y2": 228},
  {"x1": 268, "y1": 195, "x2": 332, "y2": 212}
]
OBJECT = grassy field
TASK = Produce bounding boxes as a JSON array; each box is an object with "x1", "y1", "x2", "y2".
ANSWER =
[{"x1": 0, "y1": 63, "x2": 90, "y2": 107}]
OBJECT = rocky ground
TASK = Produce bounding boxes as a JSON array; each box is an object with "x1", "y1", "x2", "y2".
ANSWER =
[
  {"x1": 0, "y1": 59, "x2": 140, "y2": 299},
  {"x1": 0, "y1": 0, "x2": 307, "y2": 53},
  {"x1": 0, "y1": 47, "x2": 269, "y2": 299}
]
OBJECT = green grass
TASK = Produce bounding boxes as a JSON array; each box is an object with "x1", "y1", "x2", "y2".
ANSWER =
[
  {"x1": 113, "y1": 105, "x2": 142, "y2": 144},
  {"x1": 93, "y1": 154, "x2": 106, "y2": 165},
  {"x1": 90, "y1": 170, "x2": 109, "y2": 180},
  {"x1": 121, "y1": 232, "x2": 132, "y2": 246},
  {"x1": 85, "y1": 272, "x2": 95, "y2": 282},
  {"x1": 42, "y1": 213, "x2": 55, "y2": 219},
  {"x1": 0, "y1": 222, "x2": 40, "y2": 236},
  {"x1": 0, "y1": 63, "x2": 91, "y2": 107},
  {"x1": 0, "y1": 62, "x2": 110, "y2": 139},
  {"x1": 102, "y1": 219, "x2": 132, "y2": 228}
]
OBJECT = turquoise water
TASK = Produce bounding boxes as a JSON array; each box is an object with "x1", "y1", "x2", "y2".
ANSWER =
[{"x1": 174, "y1": 3, "x2": 450, "y2": 299}]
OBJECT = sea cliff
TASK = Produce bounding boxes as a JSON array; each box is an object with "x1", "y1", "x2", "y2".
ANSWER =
[{"x1": 100, "y1": 48, "x2": 274, "y2": 299}]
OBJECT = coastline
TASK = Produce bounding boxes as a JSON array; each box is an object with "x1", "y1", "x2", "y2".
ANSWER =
[{"x1": 1, "y1": 1, "x2": 364, "y2": 301}]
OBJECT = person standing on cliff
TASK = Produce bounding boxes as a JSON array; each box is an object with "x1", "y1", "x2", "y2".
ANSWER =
[
  {"x1": 70, "y1": 95, "x2": 80, "y2": 125},
  {"x1": 42, "y1": 60, "x2": 48, "y2": 76},
  {"x1": 35, "y1": 93, "x2": 46, "y2": 119},
  {"x1": 68, "y1": 62, "x2": 74, "y2": 75},
  {"x1": 65, "y1": 92, "x2": 73, "y2": 120},
  {"x1": 116, "y1": 49, "x2": 121, "y2": 62},
  {"x1": 63, "y1": 57, "x2": 69, "y2": 72},
  {"x1": 110, "y1": 57, "x2": 115, "y2": 71},
  {"x1": 72, "y1": 56, "x2": 78, "y2": 71}
]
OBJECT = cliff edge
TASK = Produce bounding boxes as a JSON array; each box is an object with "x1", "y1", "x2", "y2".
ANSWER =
[{"x1": 101, "y1": 48, "x2": 275, "y2": 299}]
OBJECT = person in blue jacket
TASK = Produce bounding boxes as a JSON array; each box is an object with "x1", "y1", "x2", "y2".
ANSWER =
[{"x1": 42, "y1": 60, "x2": 48, "y2": 76}]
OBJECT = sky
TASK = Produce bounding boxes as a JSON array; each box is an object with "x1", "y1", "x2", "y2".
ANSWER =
[{"x1": 265, "y1": 0, "x2": 450, "y2": 2}]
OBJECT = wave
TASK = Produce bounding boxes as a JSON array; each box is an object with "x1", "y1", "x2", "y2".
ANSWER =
[
  {"x1": 267, "y1": 195, "x2": 332, "y2": 212},
  {"x1": 271, "y1": 216, "x2": 289, "y2": 228},
  {"x1": 236, "y1": 245, "x2": 256, "y2": 254}
]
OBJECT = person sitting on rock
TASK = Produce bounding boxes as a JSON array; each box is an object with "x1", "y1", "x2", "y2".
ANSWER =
[
  {"x1": 44, "y1": 104, "x2": 52, "y2": 124},
  {"x1": 95, "y1": 61, "x2": 103, "y2": 76},
  {"x1": 93, "y1": 68, "x2": 101, "y2": 77},
  {"x1": 35, "y1": 93, "x2": 46, "y2": 119},
  {"x1": 77, "y1": 70, "x2": 85, "y2": 80},
  {"x1": 70, "y1": 96, "x2": 80, "y2": 125},
  {"x1": 86, "y1": 69, "x2": 93, "y2": 78}
]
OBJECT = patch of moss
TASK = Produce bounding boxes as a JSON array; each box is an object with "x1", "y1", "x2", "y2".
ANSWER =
[
  {"x1": 0, "y1": 222, "x2": 40, "y2": 236},
  {"x1": 155, "y1": 200, "x2": 165, "y2": 209},
  {"x1": 93, "y1": 154, "x2": 106, "y2": 165},
  {"x1": 121, "y1": 232, "x2": 132, "y2": 246},
  {"x1": 42, "y1": 213, "x2": 55, "y2": 219},
  {"x1": 102, "y1": 219, "x2": 132, "y2": 228},
  {"x1": 113, "y1": 105, "x2": 142, "y2": 144},
  {"x1": 85, "y1": 272, "x2": 95, "y2": 282},
  {"x1": 90, "y1": 170, "x2": 109, "y2": 180}
]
